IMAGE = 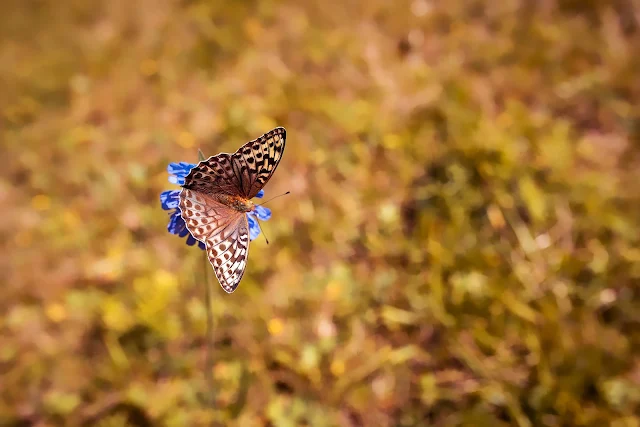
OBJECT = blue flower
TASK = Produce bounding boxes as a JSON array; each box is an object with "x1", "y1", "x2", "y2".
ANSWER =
[
  {"x1": 167, "y1": 162, "x2": 194, "y2": 186},
  {"x1": 161, "y1": 162, "x2": 271, "y2": 248},
  {"x1": 247, "y1": 190, "x2": 270, "y2": 240},
  {"x1": 161, "y1": 188, "x2": 205, "y2": 249}
]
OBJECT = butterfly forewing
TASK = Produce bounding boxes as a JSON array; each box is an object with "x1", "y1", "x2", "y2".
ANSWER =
[
  {"x1": 181, "y1": 153, "x2": 242, "y2": 196},
  {"x1": 179, "y1": 127, "x2": 286, "y2": 292},
  {"x1": 232, "y1": 127, "x2": 286, "y2": 198},
  {"x1": 182, "y1": 127, "x2": 286, "y2": 199}
]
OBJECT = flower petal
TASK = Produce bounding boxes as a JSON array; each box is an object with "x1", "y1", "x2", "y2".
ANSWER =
[
  {"x1": 164, "y1": 162, "x2": 207, "y2": 251},
  {"x1": 255, "y1": 189, "x2": 265, "y2": 199},
  {"x1": 247, "y1": 214, "x2": 261, "y2": 241},
  {"x1": 253, "y1": 205, "x2": 272, "y2": 221},
  {"x1": 168, "y1": 162, "x2": 196, "y2": 177},
  {"x1": 167, "y1": 211, "x2": 185, "y2": 235},
  {"x1": 178, "y1": 225, "x2": 190, "y2": 238},
  {"x1": 160, "y1": 190, "x2": 180, "y2": 210},
  {"x1": 186, "y1": 234, "x2": 197, "y2": 246},
  {"x1": 168, "y1": 175, "x2": 184, "y2": 185},
  {"x1": 167, "y1": 162, "x2": 196, "y2": 185}
]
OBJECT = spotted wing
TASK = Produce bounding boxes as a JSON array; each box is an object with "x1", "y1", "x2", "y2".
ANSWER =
[
  {"x1": 181, "y1": 151, "x2": 247, "y2": 197},
  {"x1": 182, "y1": 127, "x2": 286, "y2": 199},
  {"x1": 179, "y1": 189, "x2": 250, "y2": 293},
  {"x1": 232, "y1": 127, "x2": 286, "y2": 198}
]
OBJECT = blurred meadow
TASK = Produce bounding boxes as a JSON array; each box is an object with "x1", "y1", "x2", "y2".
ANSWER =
[{"x1": 2, "y1": 0, "x2": 640, "y2": 426}]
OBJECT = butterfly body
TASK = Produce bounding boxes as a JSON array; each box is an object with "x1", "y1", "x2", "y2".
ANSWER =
[
  {"x1": 214, "y1": 193, "x2": 255, "y2": 213},
  {"x1": 178, "y1": 127, "x2": 286, "y2": 293}
]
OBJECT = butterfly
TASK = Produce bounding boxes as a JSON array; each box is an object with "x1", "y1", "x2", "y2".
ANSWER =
[{"x1": 179, "y1": 127, "x2": 286, "y2": 293}]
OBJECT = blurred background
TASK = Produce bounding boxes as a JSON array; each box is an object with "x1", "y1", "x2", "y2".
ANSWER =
[{"x1": 1, "y1": 0, "x2": 640, "y2": 426}]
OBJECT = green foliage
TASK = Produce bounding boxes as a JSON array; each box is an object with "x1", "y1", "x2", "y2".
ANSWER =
[{"x1": 1, "y1": 0, "x2": 639, "y2": 425}]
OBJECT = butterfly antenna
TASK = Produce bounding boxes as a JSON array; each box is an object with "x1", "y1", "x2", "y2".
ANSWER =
[
  {"x1": 254, "y1": 218, "x2": 270, "y2": 245},
  {"x1": 256, "y1": 191, "x2": 291, "y2": 206}
]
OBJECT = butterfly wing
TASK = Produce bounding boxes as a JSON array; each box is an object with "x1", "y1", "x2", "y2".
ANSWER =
[
  {"x1": 179, "y1": 189, "x2": 250, "y2": 293},
  {"x1": 232, "y1": 127, "x2": 286, "y2": 198},
  {"x1": 178, "y1": 127, "x2": 285, "y2": 291},
  {"x1": 181, "y1": 127, "x2": 286, "y2": 199},
  {"x1": 180, "y1": 152, "x2": 245, "y2": 196}
]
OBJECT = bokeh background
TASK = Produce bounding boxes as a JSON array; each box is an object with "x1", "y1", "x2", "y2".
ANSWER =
[{"x1": 2, "y1": 0, "x2": 640, "y2": 426}]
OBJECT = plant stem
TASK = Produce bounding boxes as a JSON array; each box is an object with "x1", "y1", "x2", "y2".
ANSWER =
[{"x1": 203, "y1": 256, "x2": 216, "y2": 412}]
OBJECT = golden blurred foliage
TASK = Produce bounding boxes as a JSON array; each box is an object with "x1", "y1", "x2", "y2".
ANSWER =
[{"x1": 1, "y1": 0, "x2": 639, "y2": 425}]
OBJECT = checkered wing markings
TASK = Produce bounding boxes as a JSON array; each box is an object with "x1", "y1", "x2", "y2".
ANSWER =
[
  {"x1": 232, "y1": 127, "x2": 286, "y2": 198},
  {"x1": 205, "y1": 214, "x2": 250, "y2": 293},
  {"x1": 181, "y1": 127, "x2": 286, "y2": 199},
  {"x1": 182, "y1": 153, "x2": 244, "y2": 196},
  {"x1": 179, "y1": 189, "x2": 249, "y2": 293}
]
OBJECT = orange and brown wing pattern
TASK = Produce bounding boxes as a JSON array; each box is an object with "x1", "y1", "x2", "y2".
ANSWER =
[
  {"x1": 181, "y1": 127, "x2": 286, "y2": 200},
  {"x1": 231, "y1": 127, "x2": 286, "y2": 198}
]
